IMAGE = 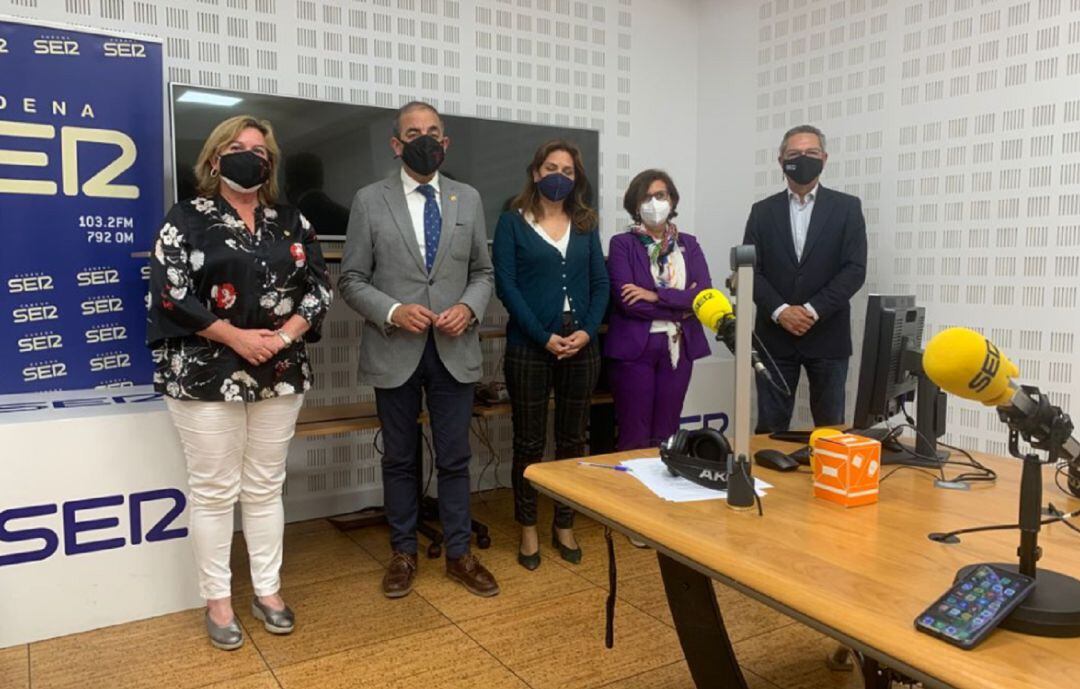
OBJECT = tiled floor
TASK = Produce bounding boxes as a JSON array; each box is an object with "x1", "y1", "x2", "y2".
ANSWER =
[{"x1": 3, "y1": 489, "x2": 864, "y2": 689}]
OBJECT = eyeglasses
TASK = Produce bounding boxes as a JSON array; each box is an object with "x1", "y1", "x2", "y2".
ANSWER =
[
  {"x1": 644, "y1": 190, "x2": 670, "y2": 202},
  {"x1": 782, "y1": 148, "x2": 824, "y2": 160},
  {"x1": 400, "y1": 131, "x2": 443, "y2": 142}
]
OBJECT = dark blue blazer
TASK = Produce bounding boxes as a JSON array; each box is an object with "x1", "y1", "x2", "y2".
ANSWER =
[
  {"x1": 492, "y1": 210, "x2": 609, "y2": 348},
  {"x1": 742, "y1": 186, "x2": 867, "y2": 359}
]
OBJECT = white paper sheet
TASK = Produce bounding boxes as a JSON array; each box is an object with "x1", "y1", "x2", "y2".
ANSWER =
[{"x1": 620, "y1": 457, "x2": 772, "y2": 503}]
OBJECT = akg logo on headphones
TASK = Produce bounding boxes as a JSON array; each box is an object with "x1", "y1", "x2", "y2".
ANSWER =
[
  {"x1": 698, "y1": 468, "x2": 726, "y2": 482},
  {"x1": 968, "y1": 340, "x2": 1001, "y2": 393}
]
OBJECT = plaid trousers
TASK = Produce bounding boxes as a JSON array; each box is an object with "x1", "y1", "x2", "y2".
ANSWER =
[{"x1": 504, "y1": 315, "x2": 601, "y2": 528}]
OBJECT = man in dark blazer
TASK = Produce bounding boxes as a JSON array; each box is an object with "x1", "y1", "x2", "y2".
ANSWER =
[
  {"x1": 742, "y1": 125, "x2": 867, "y2": 433},
  {"x1": 339, "y1": 101, "x2": 498, "y2": 598}
]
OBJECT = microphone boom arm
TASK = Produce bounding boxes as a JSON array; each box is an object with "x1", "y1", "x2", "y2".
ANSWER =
[{"x1": 998, "y1": 385, "x2": 1080, "y2": 462}]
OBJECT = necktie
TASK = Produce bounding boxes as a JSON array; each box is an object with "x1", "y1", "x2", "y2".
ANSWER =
[{"x1": 417, "y1": 184, "x2": 441, "y2": 272}]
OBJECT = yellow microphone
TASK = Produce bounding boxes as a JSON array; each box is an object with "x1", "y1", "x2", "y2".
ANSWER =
[
  {"x1": 692, "y1": 288, "x2": 776, "y2": 384},
  {"x1": 922, "y1": 327, "x2": 1019, "y2": 406},
  {"x1": 691, "y1": 288, "x2": 733, "y2": 333},
  {"x1": 923, "y1": 327, "x2": 1079, "y2": 460}
]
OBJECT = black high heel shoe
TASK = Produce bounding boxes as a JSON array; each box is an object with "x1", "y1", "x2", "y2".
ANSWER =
[
  {"x1": 517, "y1": 545, "x2": 541, "y2": 571},
  {"x1": 551, "y1": 525, "x2": 582, "y2": 564}
]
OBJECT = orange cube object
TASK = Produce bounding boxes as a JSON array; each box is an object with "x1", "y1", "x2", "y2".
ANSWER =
[{"x1": 812, "y1": 433, "x2": 881, "y2": 507}]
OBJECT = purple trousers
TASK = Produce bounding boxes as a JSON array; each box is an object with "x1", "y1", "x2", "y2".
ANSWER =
[{"x1": 609, "y1": 332, "x2": 694, "y2": 451}]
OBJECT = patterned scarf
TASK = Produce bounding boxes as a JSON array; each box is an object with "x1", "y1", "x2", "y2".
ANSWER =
[{"x1": 630, "y1": 222, "x2": 679, "y2": 287}]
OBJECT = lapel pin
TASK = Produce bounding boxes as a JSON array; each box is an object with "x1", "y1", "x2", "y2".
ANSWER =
[{"x1": 450, "y1": 194, "x2": 457, "y2": 202}]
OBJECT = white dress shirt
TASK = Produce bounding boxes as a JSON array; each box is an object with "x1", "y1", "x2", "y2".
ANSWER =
[
  {"x1": 387, "y1": 168, "x2": 443, "y2": 324},
  {"x1": 524, "y1": 211, "x2": 571, "y2": 311},
  {"x1": 402, "y1": 166, "x2": 442, "y2": 256},
  {"x1": 772, "y1": 184, "x2": 820, "y2": 324}
]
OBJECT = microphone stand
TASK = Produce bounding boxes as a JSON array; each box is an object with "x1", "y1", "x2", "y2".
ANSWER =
[
  {"x1": 726, "y1": 246, "x2": 757, "y2": 511},
  {"x1": 955, "y1": 385, "x2": 1080, "y2": 637}
]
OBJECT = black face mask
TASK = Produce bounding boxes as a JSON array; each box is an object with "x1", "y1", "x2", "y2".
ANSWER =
[
  {"x1": 399, "y1": 135, "x2": 446, "y2": 176},
  {"x1": 782, "y1": 155, "x2": 824, "y2": 186},
  {"x1": 218, "y1": 150, "x2": 271, "y2": 192}
]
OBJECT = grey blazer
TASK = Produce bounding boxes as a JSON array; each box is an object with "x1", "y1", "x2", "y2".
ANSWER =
[{"x1": 338, "y1": 171, "x2": 494, "y2": 389}]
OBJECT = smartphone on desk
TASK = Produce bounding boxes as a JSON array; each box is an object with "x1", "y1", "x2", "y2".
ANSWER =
[{"x1": 914, "y1": 564, "x2": 1035, "y2": 649}]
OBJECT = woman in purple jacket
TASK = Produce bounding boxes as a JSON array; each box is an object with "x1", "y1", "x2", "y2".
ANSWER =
[{"x1": 606, "y1": 170, "x2": 713, "y2": 450}]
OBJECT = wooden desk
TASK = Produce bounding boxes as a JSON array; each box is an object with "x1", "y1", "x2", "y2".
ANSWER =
[{"x1": 525, "y1": 436, "x2": 1080, "y2": 689}]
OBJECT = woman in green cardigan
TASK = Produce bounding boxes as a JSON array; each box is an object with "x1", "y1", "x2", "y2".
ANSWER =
[{"x1": 492, "y1": 139, "x2": 609, "y2": 571}]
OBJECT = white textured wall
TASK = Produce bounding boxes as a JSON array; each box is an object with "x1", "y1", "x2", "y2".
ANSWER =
[
  {"x1": 3, "y1": 0, "x2": 711, "y2": 517},
  {"x1": 14, "y1": 0, "x2": 1080, "y2": 462},
  {"x1": 9, "y1": 0, "x2": 694, "y2": 234},
  {"x1": 699, "y1": 0, "x2": 1080, "y2": 456}
]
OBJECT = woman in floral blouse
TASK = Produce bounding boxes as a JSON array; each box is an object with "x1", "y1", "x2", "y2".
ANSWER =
[{"x1": 146, "y1": 115, "x2": 332, "y2": 651}]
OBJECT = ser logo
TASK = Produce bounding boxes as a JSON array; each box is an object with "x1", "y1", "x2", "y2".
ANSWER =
[
  {"x1": 7, "y1": 274, "x2": 54, "y2": 293},
  {"x1": 33, "y1": 38, "x2": 80, "y2": 56},
  {"x1": 76, "y1": 267, "x2": 120, "y2": 287},
  {"x1": 679, "y1": 412, "x2": 730, "y2": 434},
  {"x1": 80, "y1": 296, "x2": 123, "y2": 316},
  {"x1": 13, "y1": 303, "x2": 59, "y2": 323},
  {"x1": 17, "y1": 332, "x2": 63, "y2": 353},
  {"x1": 0, "y1": 489, "x2": 187, "y2": 567},
  {"x1": 94, "y1": 380, "x2": 135, "y2": 389},
  {"x1": 85, "y1": 324, "x2": 127, "y2": 344},
  {"x1": 0, "y1": 119, "x2": 139, "y2": 199},
  {"x1": 89, "y1": 352, "x2": 131, "y2": 372},
  {"x1": 968, "y1": 340, "x2": 1002, "y2": 394},
  {"x1": 0, "y1": 391, "x2": 161, "y2": 414},
  {"x1": 103, "y1": 41, "x2": 146, "y2": 58},
  {"x1": 22, "y1": 361, "x2": 66, "y2": 382}
]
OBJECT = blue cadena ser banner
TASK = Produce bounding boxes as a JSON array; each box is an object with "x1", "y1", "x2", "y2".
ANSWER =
[{"x1": 0, "y1": 17, "x2": 163, "y2": 394}]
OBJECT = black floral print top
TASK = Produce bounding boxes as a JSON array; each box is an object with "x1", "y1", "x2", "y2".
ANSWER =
[{"x1": 146, "y1": 195, "x2": 333, "y2": 402}]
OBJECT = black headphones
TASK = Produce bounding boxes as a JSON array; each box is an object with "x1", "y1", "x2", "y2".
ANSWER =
[{"x1": 660, "y1": 427, "x2": 733, "y2": 490}]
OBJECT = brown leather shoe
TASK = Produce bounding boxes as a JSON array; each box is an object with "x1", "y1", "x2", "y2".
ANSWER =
[
  {"x1": 446, "y1": 553, "x2": 500, "y2": 597},
  {"x1": 382, "y1": 551, "x2": 417, "y2": 599}
]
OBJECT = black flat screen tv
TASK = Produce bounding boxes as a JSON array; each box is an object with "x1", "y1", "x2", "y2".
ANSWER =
[{"x1": 169, "y1": 85, "x2": 600, "y2": 241}]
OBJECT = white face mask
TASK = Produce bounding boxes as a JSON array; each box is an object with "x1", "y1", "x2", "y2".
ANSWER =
[
  {"x1": 640, "y1": 198, "x2": 672, "y2": 228},
  {"x1": 221, "y1": 175, "x2": 264, "y2": 194}
]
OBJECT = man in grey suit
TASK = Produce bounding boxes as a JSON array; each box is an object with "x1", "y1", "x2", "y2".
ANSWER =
[{"x1": 339, "y1": 101, "x2": 499, "y2": 598}]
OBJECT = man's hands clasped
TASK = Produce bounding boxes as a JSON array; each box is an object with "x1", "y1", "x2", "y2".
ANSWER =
[{"x1": 392, "y1": 303, "x2": 474, "y2": 337}]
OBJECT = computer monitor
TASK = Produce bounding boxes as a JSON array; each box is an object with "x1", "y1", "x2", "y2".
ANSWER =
[{"x1": 851, "y1": 294, "x2": 950, "y2": 466}]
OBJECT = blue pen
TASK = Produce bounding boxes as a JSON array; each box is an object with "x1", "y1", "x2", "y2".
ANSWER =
[{"x1": 577, "y1": 461, "x2": 631, "y2": 472}]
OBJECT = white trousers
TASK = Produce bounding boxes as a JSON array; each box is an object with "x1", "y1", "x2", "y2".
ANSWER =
[{"x1": 166, "y1": 394, "x2": 304, "y2": 600}]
